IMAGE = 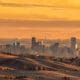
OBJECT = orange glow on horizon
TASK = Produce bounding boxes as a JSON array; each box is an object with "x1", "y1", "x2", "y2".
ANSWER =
[
  {"x1": 0, "y1": 26, "x2": 79, "y2": 39},
  {"x1": 0, "y1": 0, "x2": 80, "y2": 39}
]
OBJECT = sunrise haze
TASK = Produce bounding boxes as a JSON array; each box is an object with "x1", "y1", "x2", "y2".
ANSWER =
[{"x1": 0, "y1": 0, "x2": 80, "y2": 39}]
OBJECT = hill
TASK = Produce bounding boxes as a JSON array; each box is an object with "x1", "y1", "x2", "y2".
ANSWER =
[{"x1": 0, "y1": 53, "x2": 80, "y2": 80}]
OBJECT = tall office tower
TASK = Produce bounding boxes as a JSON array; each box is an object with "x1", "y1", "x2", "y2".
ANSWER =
[
  {"x1": 31, "y1": 37, "x2": 36, "y2": 49},
  {"x1": 71, "y1": 37, "x2": 77, "y2": 50}
]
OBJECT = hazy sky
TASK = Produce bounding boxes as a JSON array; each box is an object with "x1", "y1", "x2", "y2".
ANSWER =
[{"x1": 0, "y1": 0, "x2": 80, "y2": 39}]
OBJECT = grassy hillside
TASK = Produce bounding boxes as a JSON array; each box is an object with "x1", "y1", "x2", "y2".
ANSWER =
[{"x1": 0, "y1": 53, "x2": 80, "y2": 80}]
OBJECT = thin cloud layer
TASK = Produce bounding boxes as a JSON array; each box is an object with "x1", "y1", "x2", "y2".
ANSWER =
[
  {"x1": 0, "y1": 19, "x2": 80, "y2": 28},
  {"x1": 0, "y1": 1, "x2": 80, "y2": 9},
  {"x1": 0, "y1": 0, "x2": 80, "y2": 20},
  {"x1": 0, "y1": 3, "x2": 50, "y2": 7},
  {"x1": 0, "y1": 0, "x2": 63, "y2": 8}
]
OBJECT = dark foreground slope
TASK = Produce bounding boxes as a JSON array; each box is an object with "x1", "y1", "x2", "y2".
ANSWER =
[{"x1": 0, "y1": 53, "x2": 80, "y2": 80}]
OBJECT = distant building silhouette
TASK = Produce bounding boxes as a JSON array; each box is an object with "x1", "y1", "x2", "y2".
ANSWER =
[
  {"x1": 31, "y1": 37, "x2": 36, "y2": 49},
  {"x1": 31, "y1": 37, "x2": 45, "y2": 52},
  {"x1": 71, "y1": 37, "x2": 77, "y2": 50},
  {"x1": 50, "y1": 42, "x2": 59, "y2": 53}
]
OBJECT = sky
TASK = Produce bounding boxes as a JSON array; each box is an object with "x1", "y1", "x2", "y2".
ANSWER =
[{"x1": 0, "y1": 0, "x2": 80, "y2": 39}]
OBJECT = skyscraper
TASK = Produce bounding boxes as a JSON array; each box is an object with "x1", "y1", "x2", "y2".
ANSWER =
[
  {"x1": 71, "y1": 37, "x2": 77, "y2": 50},
  {"x1": 31, "y1": 37, "x2": 36, "y2": 49}
]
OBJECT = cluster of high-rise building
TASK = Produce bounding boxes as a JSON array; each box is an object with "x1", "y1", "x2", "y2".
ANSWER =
[
  {"x1": 0, "y1": 41, "x2": 26, "y2": 54},
  {"x1": 0, "y1": 37, "x2": 80, "y2": 57},
  {"x1": 49, "y1": 37, "x2": 80, "y2": 57},
  {"x1": 31, "y1": 37, "x2": 80, "y2": 57}
]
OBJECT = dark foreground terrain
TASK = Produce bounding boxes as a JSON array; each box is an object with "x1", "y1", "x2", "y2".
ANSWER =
[{"x1": 0, "y1": 53, "x2": 80, "y2": 80}]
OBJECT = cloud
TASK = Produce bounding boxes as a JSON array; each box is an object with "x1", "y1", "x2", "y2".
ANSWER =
[
  {"x1": 0, "y1": 2, "x2": 62, "y2": 8},
  {"x1": 0, "y1": 0, "x2": 80, "y2": 9},
  {"x1": 0, "y1": 1, "x2": 79, "y2": 9},
  {"x1": 0, "y1": 19, "x2": 80, "y2": 28}
]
